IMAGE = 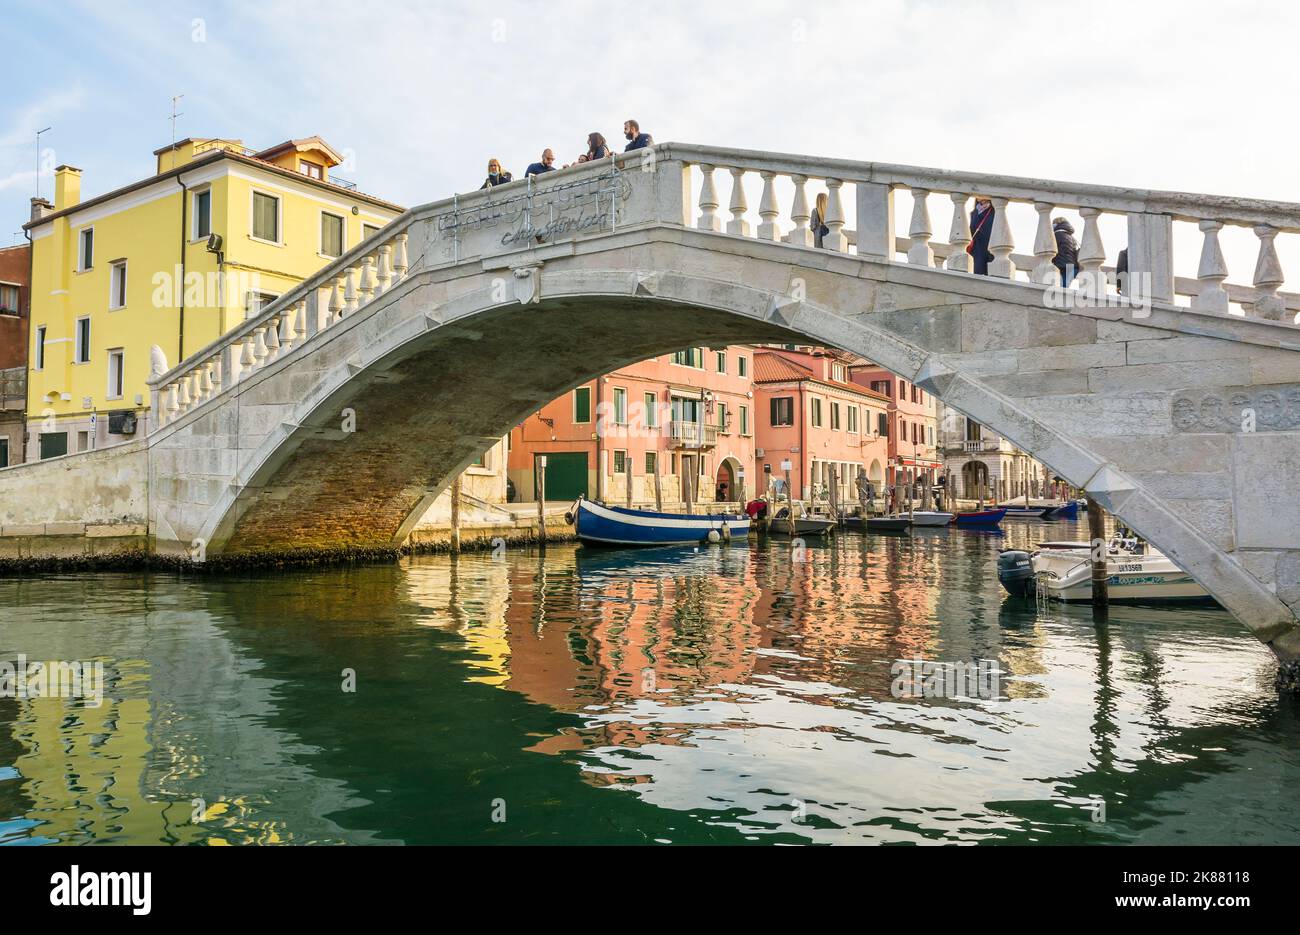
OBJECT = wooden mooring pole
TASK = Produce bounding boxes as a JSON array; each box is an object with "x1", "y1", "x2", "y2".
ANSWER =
[
  {"x1": 1087, "y1": 495, "x2": 1109, "y2": 618},
  {"x1": 450, "y1": 474, "x2": 462, "y2": 554},
  {"x1": 536, "y1": 455, "x2": 547, "y2": 549}
]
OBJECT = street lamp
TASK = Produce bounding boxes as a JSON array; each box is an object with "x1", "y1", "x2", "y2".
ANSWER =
[{"x1": 35, "y1": 126, "x2": 51, "y2": 200}]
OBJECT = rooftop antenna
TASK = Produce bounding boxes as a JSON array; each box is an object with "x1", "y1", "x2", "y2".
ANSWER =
[
  {"x1": 35, "y1": 126, "x2": 51, "y2": 200},
  {"x1": 169, "y1": 95, "x2": 184, "y2": 151}
]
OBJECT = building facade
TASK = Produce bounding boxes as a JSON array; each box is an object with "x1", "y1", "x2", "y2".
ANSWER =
[
  {"x1": 751, "y1": 347, "x2": 891, "y2": 504},
  {"x1": 22, "y1": 136, "x2": 402, "y2": 461},
  {"x1": 508, "y1": 346, "x2": 759, "y2": 505},
  {"x1": 0, "y1": 242, "x2": 31, "y2": 467},
  {"x1": 847, "y1": 362, "x2": 941, "y2": 491},
  {"x1": 937, "y1": 403, "x2": 1049, "y2": 501}
]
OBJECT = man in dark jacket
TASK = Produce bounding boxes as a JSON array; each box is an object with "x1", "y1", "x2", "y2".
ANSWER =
[
  {"x1": 623, "y1": 119, "x2": 653, "y2": 151},
  {"x1": 525, "y1": 149, "x2": 556, "y2": 178},
  {"x1": 968, "y1": 198, "x2": 995, "y2": 275},
  {"x1": 1052, "y1": 217, "x2": 1079, "y2": 285}
]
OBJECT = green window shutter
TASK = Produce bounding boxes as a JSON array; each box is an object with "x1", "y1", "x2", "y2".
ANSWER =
[{"x1": 573, "y1": 386, "x2": 591, "y2": 423}]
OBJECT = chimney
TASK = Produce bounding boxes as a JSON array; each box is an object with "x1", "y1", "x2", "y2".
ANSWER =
[
  {"x1": 54, "y1": 165, "x2": 82, "y2": 211},
  {"x1": 30, "y1": 197, "x2": 53, "y2": 223}
]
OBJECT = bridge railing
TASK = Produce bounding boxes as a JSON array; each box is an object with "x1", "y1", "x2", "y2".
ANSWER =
[{"x1": 658, "y1": 142, "x2": 1300, "y2": 322}]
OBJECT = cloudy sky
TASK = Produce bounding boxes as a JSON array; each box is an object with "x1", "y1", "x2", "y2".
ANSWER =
[{"x1": 4, "y1": 0, "x2": 1298, "y2": 277}]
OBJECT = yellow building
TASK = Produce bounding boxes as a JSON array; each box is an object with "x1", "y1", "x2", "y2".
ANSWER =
[{"x1": 22, "y1": 136, "x2": 403, "y2": 460}]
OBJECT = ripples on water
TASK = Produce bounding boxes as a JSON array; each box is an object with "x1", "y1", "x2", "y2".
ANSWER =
[{"x1": 0, "y1": 520, "x2": 1296, "y2": 845}]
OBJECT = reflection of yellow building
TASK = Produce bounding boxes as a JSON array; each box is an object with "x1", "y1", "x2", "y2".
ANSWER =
[{"x1": 23, "y1": 135, "x2": 402, "y2": 460}]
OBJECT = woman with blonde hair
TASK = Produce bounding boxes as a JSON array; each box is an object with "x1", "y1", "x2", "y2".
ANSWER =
[
  {"x1": 811, "y1": 192, "x2": 831, "y2": 248},
  {"x1": 480, "y1": 158, "x2": 512, "y2": 189}
]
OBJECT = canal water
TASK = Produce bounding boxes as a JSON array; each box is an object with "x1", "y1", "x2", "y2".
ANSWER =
[{"x1": 2, "y1": 519, "x2": 1297, "y2": 846}]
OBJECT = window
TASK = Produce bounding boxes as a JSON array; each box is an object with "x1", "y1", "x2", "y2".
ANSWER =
[
  {"x1": 613, "y1": 387, "x2": 628, "y2": 424},
  {"x1": 912, "y1": 423, "x2": 919, "y2": 445},
  {"x1": 643, "y1": 392, "x2": 658, "y2": 428},
  {"x1": 811, "y1": 397, "x2": 823, "y2": 428},
  {"x1": 470, "y1": 452, "x2": 486, "y2": 468},
  {"x1": 39, "y1": 432, "x2": 68, "y2": 460},
  {"x1": 715, "y1": 350, "x2": 726, "y2": 373},
  {"x1": 770, "y1": 397, "x2": 794, "y2": 426},
  {"x1": 899, "y1": 380, "x2": 907, "y2": 400},
  {"x1": 966, "y1": 418, "x2": 982, "y2": 441},
  {"x1": 78, "y1": 228, "x2": 94, "y2": 270},
  {"x1": 35, "y1": 325, "x2": 45, "y2": 370},
  {"x1": 321, "y1": 212, "x2": 344, "y2": 258},
  {"x1": 899, "y1": 417, "x2": 907, "y2": 440},
  {"x1": 847, "y1": 406, "x2": 858, "y2": 433},
  {"x1": 831, "y1": 402, "x2": 841, "y2": 430},
  {"x1": 363, "y1": 223, "x2": 382, "y2": 241},
  {"x1": 878, "y1": 412, "x2": 889, "y2": 437},
  {"x1": 110, "y1": 261, "x2": 127, "y2": 309},
  {"x1": 670, "y1": 348, "x2": 703, "y2": 368},
  {"x1": 75, "y1": 316, "x2": 91, "y2": 363},
  {"x1": 870, "y1": 379, "x2": 890, "y2": 396},
  {"x1": 613, "y1": 449, "x2": 627, "y2": 474},
  {"x1": 77, "y1": 431, "x2": 90, "y2": 453},
  {"x1": 299, "y1": 160, "x2": 324, "y2": 180},
  {"x1": 193, "y1": 189, "x2": 212, "y2": 239},
  {"x1": 107, "y1": 349, "x2": 124, "y2": 399},
  {"x1": 0, "y1": 438, "x2": 7, "y2": 468},
  {"x1": 0, "y1": 283, "x2": 18, "y2": 314},
  {"x1": 928, "y1": 425, "x2": 934, "y2": 446},
  {"x1": 252, "y1": 191, "x2": 280, "y2": 242},
  {"x1": 912, "y1": 385, "x2": 919, "y2": 404},
  {"x1": 573, "y1": 386, "x2": 591, "y2": 423},
  {"x1": 717, "y1": 401, "x2": 728, "y2": 431},
  {"x1": 740, "y1": 404, "x2": 750, "y2": 436},
  {"x1": 245, "y1": 291, "x2": 280, "y2": 320},
  {"x1": 831, "y1": 363, "x2": 846, "y2": 382},
  {"x1": 645, "y1": 451, "x2": 657, "y2": 474},
  {"x1": 737, "y1": 356, "x2": 748, "y2": 378}
]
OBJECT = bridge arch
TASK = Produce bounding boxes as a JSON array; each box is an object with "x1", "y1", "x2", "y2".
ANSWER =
[{"x1": 129, "y1": 147, "x2": 1300, "y2": 666}]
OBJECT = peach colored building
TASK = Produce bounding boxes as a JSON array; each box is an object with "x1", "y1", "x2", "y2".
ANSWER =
[
  {"x1": 847, "y1": 363, "x2": 941, "y2": 490},
  {"x1": 508, "y1": 346, "x2": 759, "y2": 506},
  {"x1": 751, "y1": 348, "x2": 891, "y2": 503}
]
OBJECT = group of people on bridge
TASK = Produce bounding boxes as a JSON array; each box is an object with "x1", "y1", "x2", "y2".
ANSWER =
[{"x1": 480, "y1": 118, "x2": 654, "y2": 189}]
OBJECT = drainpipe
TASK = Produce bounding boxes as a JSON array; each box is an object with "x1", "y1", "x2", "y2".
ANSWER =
[
  {"x1": 594, "y1": 377, "x2": 603, "y2": 502},
  {"x1": 177, "y1": 171, "x2": 188, "y2": 363},
  {"x1": 22, "y1": 224, "x2": 32, "y2": 464},
  {"x1": 799, "y1": 382, "x2": 806, "y2": 502}
]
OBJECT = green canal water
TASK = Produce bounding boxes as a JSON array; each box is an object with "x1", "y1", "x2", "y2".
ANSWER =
[{"x1": 1, "y1": 520, "x2": 1297, "y2": 845}]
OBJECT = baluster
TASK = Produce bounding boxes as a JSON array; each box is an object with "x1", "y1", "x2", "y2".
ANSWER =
[
  {"x1": 376, "y1": 244, "x2": 393, "y2": 296},
  {"x1": 945, "y1": 193, "x2": 971, "y2": 272},
  {"x1": 293, "y1": 301, "x2": 308, "y2": 343},
  {"x1": 178, "y1": 374, "x2": 192, "y2": 414},
  {"x1": 279, "y1": 306, "x2": 295, "y2": 352},
  {"x1": 823, "y1": 179, "x2": 847, "y2": 252},
  {"x1": 392, "y1": 233, "x2": 409, "y2": 281},
  {"x1": 166, "y1": 382, "x2": 179, "y2": 421},
  {"x1": 239, "y1": 334, "x2": 256, "y2": 378},
  {"x1": 697, "y1": 164, "x2": 722, "y2": 232},
  {"x1": 1250, "y1": 225, "x2": 1285, "y2": 320},
  {"x1": 1031, "y1": 202, "x2": 1058, "y2": 285},
  {"x1": 329, "y1": 277, "x2": 345, "y2": 322},
  {"x1": 253, "y1": 326, "x2": 269, "y2": 367},
  {"x1": 757, "y1": 172, "x2": 781, "y2": 241},
  {"x1": 211, "y1": 354, "x2": 224, "y2": 395},
  {"x1": 1077, "y1": 207, "x2": 1106, "y2": 295},
  {"x1": 988, "y1": 196, "x2": 1014, "y2": 278},
  {"x1": 1193, "y1": 219, "x2": 1229, "y2": 313},
  {"x1": 264, "y1": 316, "x2": 281, "y2": 362},
  {"x1": 200, "y1": 361, "x2": 214, "y2": 403},
  {"x1": 906, "y1": 188, "x2": 933, "y2": 265},
  {"x1": 726, "y1": 168, "x2": 750, "y2": 237},
  {"x1": 343, "y1": 267, "x2": 359, "y2": 316},
  {"x1": 359, "y1": 257, "x2": 377, "y2": 305},
  {"x1": 788, "y1": 174, "x2": 812, "y2": 247}
]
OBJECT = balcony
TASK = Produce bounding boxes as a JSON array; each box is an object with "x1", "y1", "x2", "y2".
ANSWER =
[{"x1": 670, "y1": 421, "x2": 718, "y2": 448}]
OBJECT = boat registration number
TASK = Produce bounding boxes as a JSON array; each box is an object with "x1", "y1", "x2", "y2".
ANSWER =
[{"x1": 1117, "y1": 563, "x2": 1143, "y2": 572}]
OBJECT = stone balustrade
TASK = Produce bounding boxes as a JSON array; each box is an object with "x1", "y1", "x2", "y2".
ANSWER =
[{"x1": 665, "y1": 143, "x2": 1300, "y2": 322}]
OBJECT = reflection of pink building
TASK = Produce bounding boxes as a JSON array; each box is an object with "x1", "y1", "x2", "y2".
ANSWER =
[
  {"x1": 751, "y1": 348, "x2": 891, "y2": 502},
  {"x1": 508, "y1": 346, "x2": 758, "y2": 505},
  {"x1": 848, "y1": 363, "x2": 941, "y2": 489}
]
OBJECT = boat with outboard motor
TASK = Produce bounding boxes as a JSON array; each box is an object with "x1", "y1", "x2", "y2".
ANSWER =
[
  {"x1": 997, "y1": 529, "x2": 1212, "y2": 604},
  {"x1": 568, "y1": 497, "x2": 749, "y2": 547}
]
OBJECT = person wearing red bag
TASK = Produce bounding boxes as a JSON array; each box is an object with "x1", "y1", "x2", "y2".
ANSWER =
[{"x1": 967, "y1": 197, "x2": 995, "y2": 275}]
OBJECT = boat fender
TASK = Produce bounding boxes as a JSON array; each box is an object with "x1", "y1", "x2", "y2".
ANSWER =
[
  {"x1": 997, "y1": 549, "x2": 1036, "y2": 599},
  {"x1": 706, "y1": 529, "x2": 721, "y2": 544},
  {"x1": 564, "y1": 511, "x2": 575, "y2": 525}
]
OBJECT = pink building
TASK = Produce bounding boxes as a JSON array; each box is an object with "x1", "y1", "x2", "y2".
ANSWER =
[
  {"x1": 508, "y1": 346, "x2": 759, "y2": 506},
  {"x1": 751, "y1": 348, "x2": 892, "y2": 503},
  {"x1": 848, "y1": 363, "x2": 941, "y2": 491}
]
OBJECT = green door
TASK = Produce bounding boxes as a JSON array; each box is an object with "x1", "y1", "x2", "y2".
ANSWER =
[
  {"x1": 538, "y1": 452, "x2": 587, "y2": 502},
  {"x1": 39, "y1": 432, "x2": 68, "y2": 460}
]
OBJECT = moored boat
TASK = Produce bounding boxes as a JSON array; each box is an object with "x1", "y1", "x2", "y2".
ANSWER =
[
  {"x1": 906, "y1": 510, "x2": 954, "y2": 527},
  {"x1": 767, "y1": 515, "x2": 837, "y2": 537},
  {"x1": 997, "y1": 534, "x2": 1212, "y2": 604},
  {"x1": 954, "y1": 507, "x2": 1006, "y2": 527},
  {"x1": 569, "y1": 497, "x2": 749, "y2": 547},
  {"x1": 864, "y1": 516, "x2": 910, "y2": 533}
]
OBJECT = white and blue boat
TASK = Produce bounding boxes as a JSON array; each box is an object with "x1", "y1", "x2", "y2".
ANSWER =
[{"x1": 567, "y1": 497, "x2": 750, "y2": 547}]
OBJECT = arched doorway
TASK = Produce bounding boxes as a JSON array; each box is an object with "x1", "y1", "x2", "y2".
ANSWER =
[
  {"x1": 715, "y1": 457, "x2": 740, "y2": 503},
  {"x1": 962, "y1": 460, "x2": 989, "y2": 499}
]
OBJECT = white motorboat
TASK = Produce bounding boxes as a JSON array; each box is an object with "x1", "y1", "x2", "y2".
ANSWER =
[
  {"x1": 998, "y1": 532, "x2": 1213, "y2": 604},
  {"x1": 905, "y1": 510, "x2": 954, "y2": 527}
]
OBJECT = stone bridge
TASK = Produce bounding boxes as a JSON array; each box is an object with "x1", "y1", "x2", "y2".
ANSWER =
[{"x1": 3, "y1": 143, "x2": 1300, "y2": 666}]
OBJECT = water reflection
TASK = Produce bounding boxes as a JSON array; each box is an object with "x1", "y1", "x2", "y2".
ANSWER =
[{"x1": 1, "y1": 523, "x2": 1297, "y2": 845}]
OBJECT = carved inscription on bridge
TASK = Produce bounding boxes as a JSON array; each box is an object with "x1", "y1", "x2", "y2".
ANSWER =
[{"x1": 1172, "y1": 383, "x2": 1300, "y2": 432}]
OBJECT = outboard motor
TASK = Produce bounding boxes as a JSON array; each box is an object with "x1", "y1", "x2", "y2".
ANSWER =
[{"x1": 998, "y1": 550, "x2": 1036, "y2": 598}]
